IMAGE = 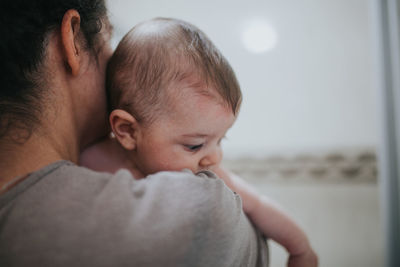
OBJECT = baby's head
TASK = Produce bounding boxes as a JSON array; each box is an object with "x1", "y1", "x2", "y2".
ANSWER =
[{"x1": 107, "y1": 18, "x2": 242, "y2": 176}]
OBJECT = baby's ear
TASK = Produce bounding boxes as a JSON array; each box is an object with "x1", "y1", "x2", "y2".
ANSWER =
[{"x1": 109, "y1": 109, "x2": 139, "y2": 150}]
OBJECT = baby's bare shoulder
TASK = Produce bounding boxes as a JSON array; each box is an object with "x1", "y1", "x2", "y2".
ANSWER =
[{"x1": 79, "y1": 136, "x2": 127, "y2": 173}]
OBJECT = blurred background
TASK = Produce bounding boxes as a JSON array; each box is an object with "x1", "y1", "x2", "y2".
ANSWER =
[{"x1": 106, "y1": 0, "x2": 383, "y2": 266}]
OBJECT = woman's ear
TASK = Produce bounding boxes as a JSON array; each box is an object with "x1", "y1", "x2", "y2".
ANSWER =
[
  {"x1": 110, "y1": 109, "x2": 140, "y2": 150},
  {"x1": 61, "y1": 9, "x2": 82, "y2": 76}
]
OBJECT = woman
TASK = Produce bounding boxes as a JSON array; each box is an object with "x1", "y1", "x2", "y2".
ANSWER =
[{"x1": 0, "y1": 1, "x2": 269, "y2": 266}]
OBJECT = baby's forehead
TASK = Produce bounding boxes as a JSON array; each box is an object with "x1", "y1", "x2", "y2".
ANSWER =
[
  {"x1": 166, "y1": 78, "x2": 227, "y2": 110},
  {"x1": 158, "y1": 84, "x2": 236, "y2": 135}
]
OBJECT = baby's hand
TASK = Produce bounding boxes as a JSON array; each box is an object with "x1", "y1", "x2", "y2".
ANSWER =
[{"x1": 287, "y1": 248, "x2": 318, "y2": 267}]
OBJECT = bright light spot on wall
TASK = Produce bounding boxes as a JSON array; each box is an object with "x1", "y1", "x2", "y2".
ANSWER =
[{"x1": 241, "y1": 19, "x2": 278, "y2": 53}]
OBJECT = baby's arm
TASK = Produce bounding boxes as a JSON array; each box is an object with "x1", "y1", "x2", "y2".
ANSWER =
[{"x1": 215, "y1": 167, "x2": 318, "y2": 267}]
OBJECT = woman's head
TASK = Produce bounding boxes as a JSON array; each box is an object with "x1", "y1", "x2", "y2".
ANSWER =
[{"x1": 0, "y1": 0, "x2": 110, "y2": 142}]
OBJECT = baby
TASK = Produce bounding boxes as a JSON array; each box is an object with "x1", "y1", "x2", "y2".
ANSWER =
[{"x1": 81, "y1": 18, "x2": 317, "y2": 267}]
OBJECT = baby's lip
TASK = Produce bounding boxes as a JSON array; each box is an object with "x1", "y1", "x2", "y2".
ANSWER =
[
  {"x1": 180, "y1": 168, "x2": 218, "y2": 179},
  {"x1": 195, "y1": 169, "x2": 218, "y2": 179}
]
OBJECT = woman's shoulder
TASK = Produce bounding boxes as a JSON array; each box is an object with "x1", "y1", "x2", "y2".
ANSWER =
[
  {"x1": 51, "y1": 163, "x2": 240, "y2": 209},
  {"x1": 0, "y1": 164, "x2": 267, "y2": 266},
  {"x1": 3, "y1": 161, "x2": 244, "y2": 225}
]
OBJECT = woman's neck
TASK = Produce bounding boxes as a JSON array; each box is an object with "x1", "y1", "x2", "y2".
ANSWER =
[{"x1": 0, "y1": 128, "x2": 79, "y2": 187}]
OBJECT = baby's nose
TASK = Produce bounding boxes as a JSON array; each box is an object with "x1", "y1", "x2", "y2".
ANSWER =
[{"x1": 199, "y1": 149, "x2": 222, "y2": 169}]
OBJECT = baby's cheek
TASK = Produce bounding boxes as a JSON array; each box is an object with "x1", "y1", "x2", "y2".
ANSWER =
[
  {"x1": 147, "y1": 153, "x2": 179, "y2": 172},
  {"x1": 159, "y1": 153, "x2": 194, "y2": 172}
]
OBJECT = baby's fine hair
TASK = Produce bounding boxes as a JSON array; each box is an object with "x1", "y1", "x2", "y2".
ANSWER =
[{"x1": 107, "y1": 17, "x2": 242, "y2": 125}]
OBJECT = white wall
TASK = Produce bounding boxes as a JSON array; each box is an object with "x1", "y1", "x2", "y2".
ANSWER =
[{"x1": 107, "y1": 0, "x2": 378, "y2": 157}]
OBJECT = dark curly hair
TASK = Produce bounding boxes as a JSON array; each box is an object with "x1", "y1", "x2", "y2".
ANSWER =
[{"x1": 0, "y1": 0, "x2": 108, "y2": 141}]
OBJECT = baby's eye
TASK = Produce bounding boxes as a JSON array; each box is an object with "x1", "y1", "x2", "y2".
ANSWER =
[{"x1": 184, "y1": 144, "x2": 203, "y2": 151}]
